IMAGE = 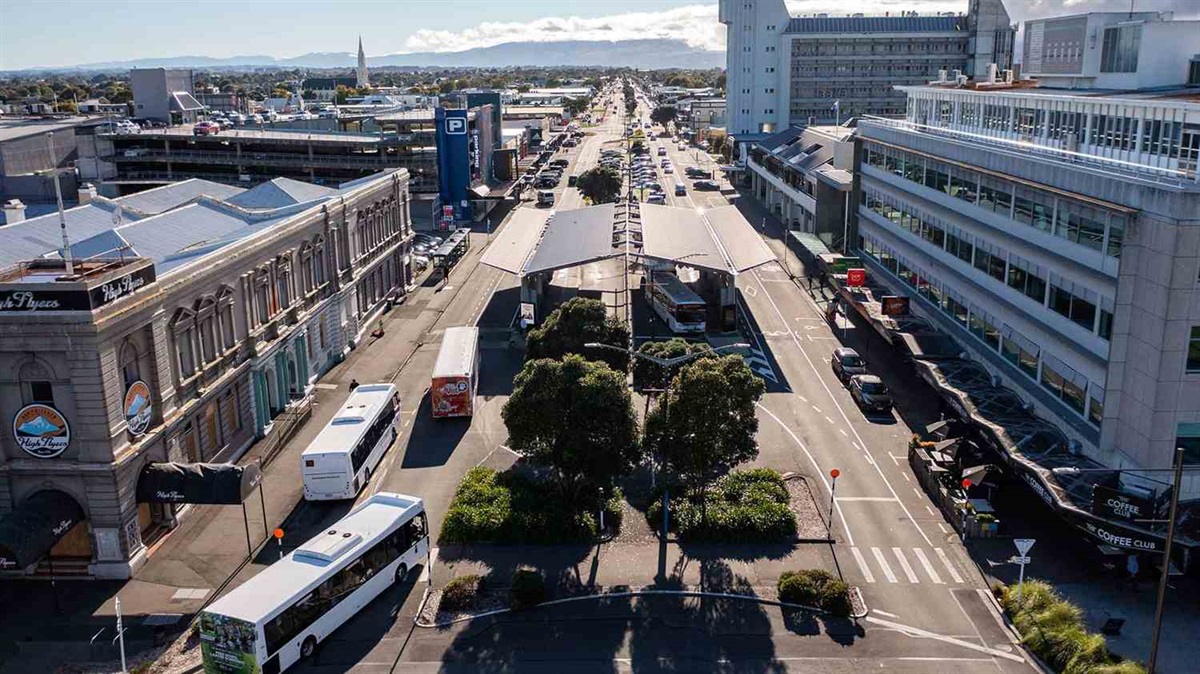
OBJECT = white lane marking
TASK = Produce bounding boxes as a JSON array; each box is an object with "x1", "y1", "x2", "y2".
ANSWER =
[
  {"x1": 872, "y1": 547, "x2": 898, "y2": 583},
  {"x1": 925, "y1": 505, "x2": 937, "y2": 517},
  {"x1": 901, "y1": 472, "x2": 912, "y2": 482},
  {"x1": 812, "y1": 405, "x2": 822, "y2": 413},
  {"x1": 936, "y1": 548, "x2": 965, "y2": 584},
  {"x1": 938, "y1": 523, "x2": 950, "y2": 534},
  {"x1": 825, "y1": 416, "x2": 836, "y2": 425},
  {"x1": 892, "y1": 548, "x2": 919, "y2": 584},
  {"x1": 798, "y1": 395, "x2": 808, "y2": 402},
  {"x1": 750, "y1": 270, "x2": 934, "y2": 547},
  {"x1": 864, "y1": 616, "x2": 1025, "y2": 662},
  {"x1": 913, "y1": 548, "x2": 944, "y2": 585},
  {"x1": 889, "y1": 453, "x2": 902, "y2": 465},
  {"x1": 851, "y1": 441, "x2": 861, "y2": 450},
  {"x1": 839, "y1": 428, "x2": 849, "y2": 437},
  {"x1": 872, "y1": 609, "x2": 900, "y2": 619},
  {"x1": 850, "y1": 547, "x2": 875, "y2": 584},
  {"x1": 913, "y1": 487, "x2": 922, "y2": 498},
  {"x1": 418, "y1": 547, "x2": 439, "y2": 583},
  {"x1": 756, "y1": 403, "x2": 854, "y2": 547},
  {"x1": 836, "y1": 496, "x2": 898, "y2": 502}
]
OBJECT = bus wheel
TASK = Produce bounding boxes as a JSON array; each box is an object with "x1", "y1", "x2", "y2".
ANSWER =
[
  {"x1": 395, "y1": 564, "x2": 409, "y2": 582},
  {"x1": 300, "y1": 636, "x2": 317, "y2": 659}
]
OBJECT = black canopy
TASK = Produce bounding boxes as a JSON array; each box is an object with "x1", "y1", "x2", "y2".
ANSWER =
[
  {"x1": 0, "y1": 491, "x2": 85, "y2": 570},
  {"x1": 136, "y1": 462, "x2": 262, "y2": 505}
]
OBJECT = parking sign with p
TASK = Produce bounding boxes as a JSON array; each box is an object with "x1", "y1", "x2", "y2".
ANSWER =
[{"x1": 446, "y1": 117, "x2": 466, "y2": 135}]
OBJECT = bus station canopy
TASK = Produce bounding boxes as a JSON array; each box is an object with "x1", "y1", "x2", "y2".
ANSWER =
[
  {"x1": 639, "y1": 204, "x2": 776, "y2": 275},
  {"x1": 480, "y1": 204, "x2": 620, "y2": 277}
]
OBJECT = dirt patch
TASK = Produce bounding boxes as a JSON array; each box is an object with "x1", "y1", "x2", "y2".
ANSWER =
[{"x1": 784, "y1": 474, "x2": 831, "y2": 542}]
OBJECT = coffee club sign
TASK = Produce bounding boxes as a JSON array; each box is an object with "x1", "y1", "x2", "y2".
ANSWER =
[
  {"x1": 0, "y1": 264, "x2": 155, "y2": 313},
  {"x1": 12, "y1": 404, "x2": 71, "y2": 459}
]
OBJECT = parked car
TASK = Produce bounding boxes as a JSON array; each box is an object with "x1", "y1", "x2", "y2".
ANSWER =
[
  {"x1": 192, "y1": 121, "x2": 221, "y2": 136},
  {"x1": 685, "y1": 167, "x2": 711, "y2": 179},
  {"x1": 550, "y1": 159, "x2": 570, "y2": 168},
  {"x1": 657, "y1": 147, "x2": 667, "y2": 156},
  {"x1": 645, "y1": 193, "x2": 667, "y2": 204},
  {"x1": 849, "y1": 375, "x2": 894, "y2": 412},
  {"x1": 692, "y1": 179, "x2": 720, "y2": 191},
  {"x1": 831, "y1": 347, "x2": 868, "y2": 382}
]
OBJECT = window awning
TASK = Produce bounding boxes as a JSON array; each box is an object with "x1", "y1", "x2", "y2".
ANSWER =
[
  {"x1": 136, "y1": 462, "x2": 262, "y2": 505},
  {"x1": 0, "y1": 491, "x2": 85, "y2": 570}
]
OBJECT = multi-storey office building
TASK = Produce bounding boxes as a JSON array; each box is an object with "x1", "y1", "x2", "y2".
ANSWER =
[
  {"x1": 720, "y1": 0, "x2": 1013, "y2": 140},
  {"x1": 0, "y1": 170, "x2": 413, "y2": 578},
  {"x1": 855, "y1": 72, "x2": 1200, "y2": 501}
]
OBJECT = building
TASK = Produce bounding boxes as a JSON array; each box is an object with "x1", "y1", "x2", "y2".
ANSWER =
[
  {"x1": 0, "y1": 170, "x2": 414, "y2": 578},
  {"x1": 193, "y1": 88, "x2": 246, "y2": 115},
  {"x1": 303, "y1": 77, "x2": 359, "y2": 102},
  {"x1": 720, "y1": 0, "x2": 1014, "y2": 139},
  {"x1": 130, "y1": 68, "x2": 204, "y2": 125},
  {"x1": 76, "y1": 99, "x2": 130, "y2": 116},
  {"x1": 679, "y1": 98, "x2": 727, "y2": 132},
  {"x1": 852, "y1": 13, "x2": 1200, "y2": 521},
  {"x1": 747, "y1": 124, "x2": 854, "y2": 250},
  {"x1": 0, "y1": 117, "x2": 97, "y2": 206},
  {"x1": 356, "y1": 36, "x2": 370, "y2": 89}
]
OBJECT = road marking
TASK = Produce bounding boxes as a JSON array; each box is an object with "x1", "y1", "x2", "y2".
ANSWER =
[
  {"x1": 938, "y1": 523, "x2": 950, "y2": 534},
  {"x1": 901, "y1": 472, "x2": 911, "y2": 482},
  {"x1": 313, "y1": 383, "x2": 339, "y2": 390},
  {"x1": 925, "y1": 505, "x2": 937, "y2": 517},
  {"x1": 419, "y1": 547, "x2": 438, "y2": 583},
  {"x1": 864, "y1": 616, "x2": 1026, "y2": 662},
  {"x1": 797, "y1": 394, "x2": 808, "y2": 402},
  {"x1": 912, "y1": 548, "x2": 944, "y2": 585},
  {"x1": 892, "y1": 548, "x2": 919, "y2": 584},
  {"x1": 871, "y1": 547, "x2": 898, "y2": 583},
  {"x1": 750, "y1": 270, "x2": 933, "y2": 547},
  {"x1": 812, "y1": 405, "x2": 821, "y2": 413},
  {"x1": 850, "y1": 547, "x2": 874, "y2": 584},
  {"x1": 936, "y1": 548, "x2": 965, "y2": 584},
  {"x1": 839, "y1": 428, "x2": 849, "y2": 437},
  {"x1": 912, "y1": 487, "x2": 922, "y2": 498},
  {"x1": 889, "y1": 453, "x2": 903, "y2": 465},
  {"x1": 825, "y1": 416, "x2": 835, "y2": 425},
  {"x1": 873, "y1": 609, "x2": 899, "y2": 619},
  {"x1": 837, "y1": 496, "x2": 898, "y2": 502},
  {"x1": 851, "y1": 441, "x2": 861, "y2": 450}
]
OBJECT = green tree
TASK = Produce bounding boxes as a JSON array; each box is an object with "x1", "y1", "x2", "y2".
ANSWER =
[
  {"x1": 502, "y1": 355, "x2": 639, "y2": 501},
  {"x1": 650, "y1": 106, "x2": 677, "y2": 126},
  {"x1": 575, "y1": 166, "x2": 622, "y2": 205},
  {"x1": 516, "y1": 84, "x2": 532, "y2": 93},
  {"x1": 334, "y1": 85, "x2": 353, "y2": 104},
  {"x1": 645, "y1": 355, "x2": 765, "y2": 513},
  {"x1": 634, "y1": 338, "x2": 713, "y2": 390},
  {"x1": 562, "y1": 96, "x2": 590, "y2": 116},
  {"x1": 526, "y1": 297, "x2": 629, "y2": 371}
]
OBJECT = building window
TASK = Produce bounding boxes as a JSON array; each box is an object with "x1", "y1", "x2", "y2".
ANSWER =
[
  {"x1": 217, "y1": 286, "x2": 236, "y2": 351},
  {"x1": 1188, "y1": 326, "x2": 1200, "y2": 373},
  {"x1": 1041, "y1": 353, "x2": 1088, "y2": 414},
  {"x1": 276, "y1": 256, "x2": 293, "y2": 309},
  {"x1": 1087, "y1": 385, "x2": 1104, "y2": 428},
  {"x1": 196, "y1": 297, "x2": 218, "y2": 365},
  {"x1": 1100, "y1": 25, "x2": 1140, "y2": 73},
  {"x1": 1049, "y1": 282, "x2": 1097, "y2": 332},
  {"x1": 119, "y1": 342, "x2": 140, "y2": 388},
  {"x1": 171, "y1": 308, "x2": 198, "y2": 378},
  {"x1": 20, "y1": 363, "x2": 55, "y2": 405}
]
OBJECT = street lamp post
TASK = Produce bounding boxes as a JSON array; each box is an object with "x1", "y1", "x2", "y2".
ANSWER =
[{"x1": 585, "y1": 341, "x2": 750, "y2": 538}]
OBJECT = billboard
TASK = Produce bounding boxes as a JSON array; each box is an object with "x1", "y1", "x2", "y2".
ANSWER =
[
  {"x1": 200, "y1": 612, "x2": 260, "y2": 674},
  {"x1": 881, "y1": 296, "x2": 910, "y2": 316}
]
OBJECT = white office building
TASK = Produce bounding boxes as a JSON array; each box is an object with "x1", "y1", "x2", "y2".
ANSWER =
[
  {"x1": 854, "y1": 11, "x2": 1200, "y2": 503},
  {"x1": 720, "y1": 0, "x2": 1014, "y2": 140}
]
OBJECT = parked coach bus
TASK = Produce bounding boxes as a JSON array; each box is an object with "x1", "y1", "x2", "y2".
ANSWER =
[
  {"x1": 431, "y1": 326, "x2": 479, "y2": 418},
  {"x1": 646, "y1": 271, "x2": 706, "y2": 334},
  {"x1": 199, "y1": 492, "x2": 428, "y2": 673},
  {"x1": 301, "y1": 384, "x2": 400, "y2": 501}
]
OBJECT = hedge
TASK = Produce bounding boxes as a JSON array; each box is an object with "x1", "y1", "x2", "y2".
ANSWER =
[
  {"x1": 777, "y1": 569, "x2": 851, "y2": 617},
  {"x1": 440, "y1": 467, "x2": 619, "y2": 544},
  {"x1": 440, "y1": 574, "x2": 484, "y2": 612},
  {"x1": 511, "y1": 568, "x2": 546, "y2": 610},
  {"x1": 1000, "y1": 580, "x2": 1146, "y2": 674},
  {"x1": 646, "y1": 468, "x2": 797, "y2": 543}
]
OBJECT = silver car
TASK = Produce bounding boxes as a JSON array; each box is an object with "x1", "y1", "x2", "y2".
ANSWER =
[
  {"x1": 831, "y1": 347, "x2": 868, "y2": 382},
  {"x1": 849, "y1": 374, "x2": 893, "y2": 412}
]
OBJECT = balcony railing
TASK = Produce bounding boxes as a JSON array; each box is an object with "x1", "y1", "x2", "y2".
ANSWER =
[
  {"x1": 105, "y1": 148, "x2": 434, "y2": 170},
  {"x1": 861, "y1": 116, "x2": 1197, "y2": 190}
]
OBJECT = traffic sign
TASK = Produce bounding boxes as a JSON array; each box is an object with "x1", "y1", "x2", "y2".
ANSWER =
[
  {"x1": 1014, "y1": 538, "x2": 1036, "y2": 556},
  {"x1": 1011, "y1": 556, "x2": 1031, "y2": 565}
]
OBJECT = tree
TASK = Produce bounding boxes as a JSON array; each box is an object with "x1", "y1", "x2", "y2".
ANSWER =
[
  {"x1": 576, "y1": 167, "x2": 622, "y2": 205},
  {"x1": 502, "y1": 355, "x2": 639, "y2": 501},
  {"x1": 634, "y1": 338, "x2": 714, "y2": 390},
  {"x1": 650, "y1": 106, "x2": 677, "y2": 126},
  {"x1": 563, "y1": 97, "x2": 590, "y2": 117},
  {"x1": 526, "y1": 297, "x2": 630, "y2": 371},
  {"x1": 645, "y1": 355, "x2": 765, "y2": 513}
]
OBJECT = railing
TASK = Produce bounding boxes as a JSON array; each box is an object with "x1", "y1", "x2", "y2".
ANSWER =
[
  {"x1": 104, "y1": 148, "x2": 423, "y2": 169},
  {"x1": 258, "y1": 396, "x2": 312, "y2": 468},
  {"x1": 861, "y1": 116, "x2": 1197, "y2": 190}
]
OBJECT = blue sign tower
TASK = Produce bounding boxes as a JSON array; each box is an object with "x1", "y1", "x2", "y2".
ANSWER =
[{"x1": 435, "y1": 107, "x2": 472, "y2": 221}]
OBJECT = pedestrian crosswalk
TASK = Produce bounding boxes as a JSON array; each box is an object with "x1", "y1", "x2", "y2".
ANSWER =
[
  {"x1": 849, "y1": 546, "x2": 967, "y2": 585},
  {"x1": 742, "y1": 347, "x2": 778, "y2": 383}
]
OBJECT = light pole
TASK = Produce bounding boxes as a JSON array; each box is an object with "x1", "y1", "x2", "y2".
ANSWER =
[
  {"x1": 585, "y1": 341, "x2": 750, "y2": 538},
  {"x1": 1051, "y1": 449, "x2": 1193, "y2": 674}
]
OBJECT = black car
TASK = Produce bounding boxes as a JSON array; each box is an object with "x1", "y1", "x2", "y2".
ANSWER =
[
  {"x1": 550, "y1": 159, "x2": 570, "y2": 168},
  {"x1": 692, "y1": 179, "x2": 721, "y2": 191},
  {"x1": 685, "y1": 167, "x2": 712, "y2": 179}
]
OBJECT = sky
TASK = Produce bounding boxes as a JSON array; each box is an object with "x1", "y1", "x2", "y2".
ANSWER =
[{"x1": 1, "y1": 0, "x2": 1197, "y2": 70}]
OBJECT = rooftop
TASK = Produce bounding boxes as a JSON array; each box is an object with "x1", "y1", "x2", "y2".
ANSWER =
[
  {"x1": 785, "y1": 15, "x2": 966, "y2": 34},
  {"x1": 0, "y1": 116, "x2": 98, "y2": 143}
]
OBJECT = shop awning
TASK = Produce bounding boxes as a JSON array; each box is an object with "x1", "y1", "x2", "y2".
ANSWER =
[
  {"x1": 136, "y1": 462, "x2": 262, "y2": 505},
  {"x1": 0, "y1": 491, "x2": 85, "y2": 570}
]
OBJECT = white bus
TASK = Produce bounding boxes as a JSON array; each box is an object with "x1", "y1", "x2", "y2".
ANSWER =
[
  {"x1": 199, "y1": 492, "x2": 428, "y2": 674},
  {"x1": 646, "y1": 271, "x2": 707, "y2": 333},
  {"x1": 302, "y1": 384, "x2": 400, "y2": 501}
]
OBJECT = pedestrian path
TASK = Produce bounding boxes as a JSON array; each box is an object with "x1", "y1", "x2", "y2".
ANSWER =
[{"x1": 849, "y1": 546, "x2": 966, "y2": 585}]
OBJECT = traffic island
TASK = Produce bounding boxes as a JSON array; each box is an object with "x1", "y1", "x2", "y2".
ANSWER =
[
  {"x1": 643, "y1": 468, "x2": 799, "y2": 544},
  {"x1": 781, "y1": 471, "x2": 834, "y2": 543}
]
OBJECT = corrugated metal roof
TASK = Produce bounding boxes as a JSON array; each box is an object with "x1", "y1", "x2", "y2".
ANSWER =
[
  {"x1": 114, "y1": 179, "x2": 245, "y2": 215},
  {"x1": 757, "y1": 126, "x2": 805, "y2": 152},
  {"x1": 227, "y1": 177, "x2": 338, "y2": 209},
  {"x1": 479, "y1": 207, "x2": 553, "y2": 275},
  {"x1": 785, "y1": 15, "x2": 965, "y2": 34},
  {"x1": 0, "y1": 201, "x2": 139, "y2": 267},
  {"x1": 639, "y1": 204, "x2": 728, "y2": 274}
]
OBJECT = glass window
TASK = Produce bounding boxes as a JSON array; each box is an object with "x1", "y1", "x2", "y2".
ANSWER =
[
  {"x1": 925, "y1": 161, "x2": 949, "y2": 193},
  {"x1": 1087, "y1": 385, "x2": 1104, "y2": 428},
  {"x1": 949, "y1": 170, "x2": 978, "y2": 203},
  {"x1": 1188, "y1": 326, "x2": 1200, "y2": 373},
  {"x1": 1106, "y1": 215, "x2": 1125, "y2": 259},
  {"x1": 1100, "y1": 25, "x2": 1141, "y2": 73},
  {"x1": 1061, "y1": 207, "x2": 1105, "y2": 251},
  {"x1": 978, "y1": 176, "x2": 1012, "y2": 215}
]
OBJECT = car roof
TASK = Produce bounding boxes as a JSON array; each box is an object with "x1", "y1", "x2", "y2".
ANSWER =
[
  {"x1": 834, "y1": 347, "x2": 860, "y2": 357},
  {"x1": 852, "y1": 374, "x2": 884, "y2": 385}
]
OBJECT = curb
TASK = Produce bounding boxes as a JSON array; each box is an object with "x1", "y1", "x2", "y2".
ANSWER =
[
  {"x1": 414, "y1": 589, "x2": 830, "y2": 629},
  {"x1": 849, "y1": 586, "x2": 869, "y2": 620}
]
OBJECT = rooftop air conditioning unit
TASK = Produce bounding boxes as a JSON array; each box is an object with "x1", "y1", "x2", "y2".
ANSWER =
[
  {"x1": 1003, "y1": 69, "x2": 1015, "y2": 84},
  {"x1": 987, "y1": 63, "x2": 999, "y2": 83},
  {"x1": 956, "y1": 74, "x2": 969, "y2": 86}
]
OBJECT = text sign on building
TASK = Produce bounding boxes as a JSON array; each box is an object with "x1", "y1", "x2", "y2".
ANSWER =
[
  {"x1": 0, "y1": 264, "x2": 156, "y2": 313},
  {"x1": 12, "y1": 403, "x2": 71, "y2": 459},
  {"x1": 124, "y1": 380, "x2": 153, "y2": 437},
  {"x1": 881, "y1": 296, "x2": 910, "y2": 316},
  {"x1": 846, "y1": 268, "x2": 866, "y2": 287},
  {"x1": 1092, "y1": 485, "x2": 1153, "y2": 523},
  {"x1": 1080, "y1": 519, "x2": 1160, "y2": 552}
]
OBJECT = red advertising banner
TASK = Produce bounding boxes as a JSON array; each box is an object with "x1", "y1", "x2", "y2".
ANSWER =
[
  {"x1": 846, "y1": 268, "x2": 866, "y2": 287},
  {"x1": 881, "y1": 296, "x2": 911, "y2": 316},
  {"x1": 431, "y1": 376, "x2": 473, "y2": 418}
]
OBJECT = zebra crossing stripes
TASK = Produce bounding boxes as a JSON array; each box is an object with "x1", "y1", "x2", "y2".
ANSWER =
[
  {"x1": 848, "y1": 546, "x2": 967, "y2": 585},
  {"x1": 741, "y1": 347, "x2": 778, "y2": 383}
]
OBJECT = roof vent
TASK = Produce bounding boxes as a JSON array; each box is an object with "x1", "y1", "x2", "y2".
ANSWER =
[{"x1": 294, "y1": 528, "x2": 363, "y2": 563}]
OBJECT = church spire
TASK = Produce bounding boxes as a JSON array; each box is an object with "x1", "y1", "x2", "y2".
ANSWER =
[{"x1": 356, "y1": 36, "x2": 369, "y2": 88}]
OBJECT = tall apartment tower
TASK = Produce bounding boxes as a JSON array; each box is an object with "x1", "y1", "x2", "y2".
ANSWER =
[
  {"x1": 356, "y1": 36, "x2": 370, "y2": 89},
  {"x1": 721, "y1": 0, "x2": 1014, "y2": 139}
]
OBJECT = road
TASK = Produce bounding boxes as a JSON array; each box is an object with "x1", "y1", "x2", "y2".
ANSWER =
[{"x1": 276, "y1": 84, "x2": 1036, "y2": 673}]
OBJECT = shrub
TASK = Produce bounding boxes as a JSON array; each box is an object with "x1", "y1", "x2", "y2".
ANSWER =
[
  {"x1": 818, "y1": 579, "x2": 852, "y2": 617},
  {"x1": 646, "y1": 469, "x2": 797, "y2": 543},
  {"x1": 776, "y1": 569, "x2": 849, "y2": 616},
  {"x1": 510, "y1": 568, "x2": 545, "y2": 610},
  {"x1": 1001, "y1": 580, "x2": 1146, "y2": 674},
  {"x1": 440, "y1": 467, "x2": 611, "y2": 544},
  {"x1": 439, "y1": 574, "x2": 484, "y2": 612}
]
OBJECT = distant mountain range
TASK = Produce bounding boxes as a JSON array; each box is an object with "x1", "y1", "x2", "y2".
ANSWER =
[{"x1": 9, "y1": 39, "x2": 725, "y2": 73}]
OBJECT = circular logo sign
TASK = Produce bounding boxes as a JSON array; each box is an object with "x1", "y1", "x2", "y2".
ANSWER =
[
  {"x1": 124, "y1": 380, "x2": 153, "y2": 437},
  {"x1": 12, "y1": 404, "x2": 71, "y2": 459}
]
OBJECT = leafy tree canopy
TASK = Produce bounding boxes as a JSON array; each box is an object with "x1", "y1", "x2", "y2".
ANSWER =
[
  {"x1": 526, "y1": 297, "x2": 630, "y2": 371},
  {"x1": 576, "y1": 166, "x2": 623, "y2": 205}
]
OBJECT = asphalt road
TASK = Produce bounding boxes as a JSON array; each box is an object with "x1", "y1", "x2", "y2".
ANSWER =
[{"x1": 280, "y1": 87, "x2": 1038, "y2": 673}]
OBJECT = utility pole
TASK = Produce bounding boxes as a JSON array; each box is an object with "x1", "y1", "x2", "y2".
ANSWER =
[
  {"x1": 46, "y1": 132, "x2": 74, "y2": 275},
  {"x1": 1148, "y1": 446, "x2": 1185, "y2": 674}
]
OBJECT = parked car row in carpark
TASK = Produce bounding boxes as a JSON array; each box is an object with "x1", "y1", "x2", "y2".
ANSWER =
[{"x1": 830, "y1": 347, "x2": 894, "y2": 413}]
